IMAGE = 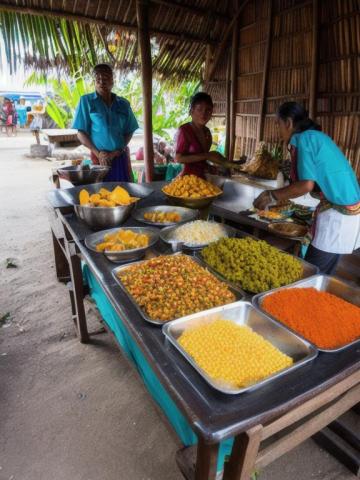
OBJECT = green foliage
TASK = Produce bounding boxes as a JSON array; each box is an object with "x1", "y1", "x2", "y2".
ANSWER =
[
  {"x1": 25, "y1": 72, "x2": 92, "y2": 128},
  {"x1": 25, "y1": 70, "x2": 200, "y2": 134},
  {"x1": 0, "y1": 11, "x2": 110, "y2": 75},
  {"x1": 117, "y1": 75, "x2": 200, "y2": 140}
]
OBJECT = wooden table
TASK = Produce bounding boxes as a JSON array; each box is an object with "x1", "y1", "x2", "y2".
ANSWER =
[
  {"x1": 42, "y1": 128, "x2": 79, "y2": 144},
  {"x1": 48, "y1": 185, "x2": 360, "y2": 479}
]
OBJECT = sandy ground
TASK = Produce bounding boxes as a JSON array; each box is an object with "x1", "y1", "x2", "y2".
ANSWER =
[{"x1": 0, "y1": 132, "x2": 357, "y2": 480}]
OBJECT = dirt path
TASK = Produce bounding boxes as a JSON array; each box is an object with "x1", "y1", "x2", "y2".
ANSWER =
[{"x1": 0, "y1": 132, "x2": 356, "y2": 480}]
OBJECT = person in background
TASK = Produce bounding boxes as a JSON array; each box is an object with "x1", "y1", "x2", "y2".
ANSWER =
[
  {"x1": 29, "y1": 100, "x2": 45, "y2": 144},
  {"x1": 254, "y1": 102, "x2": 360, "y2": 274},
  {"x1": 16, "y1": 97, "x2": 27, "y2": 128},
  {"x1": 73, "y1": 63, "x2": 139, "y2": 182},
  {"x1": 2, "y1": 98, "x2": 17, "y2": 136},
  {"x1": 158, "y1": 139, "x2": 174, "y2": 163},
  {"x1": 175, "y1": 92, "x2": 226, "y2": 178}
]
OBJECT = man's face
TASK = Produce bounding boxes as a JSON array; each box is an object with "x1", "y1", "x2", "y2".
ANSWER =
[{"x1": 95, "y1": 69, "x2": 114, "y2": 96}]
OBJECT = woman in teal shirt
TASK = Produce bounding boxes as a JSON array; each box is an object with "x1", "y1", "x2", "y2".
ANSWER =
[{"x1": 254, "y1": 102, "x2": 360, "y2": 274}]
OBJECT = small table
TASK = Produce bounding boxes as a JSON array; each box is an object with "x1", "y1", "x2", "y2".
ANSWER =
[{"x1": 42, "y1": 128, "x2": 80, "y2": 146}]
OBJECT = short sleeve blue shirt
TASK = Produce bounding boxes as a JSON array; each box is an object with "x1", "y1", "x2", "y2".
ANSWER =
[
  {"x1": 72, "y1": 92, "x2": 139, "y2": 152},
  {"x1": 290, "y1": 130, "x2": 360, "y2": 206}
]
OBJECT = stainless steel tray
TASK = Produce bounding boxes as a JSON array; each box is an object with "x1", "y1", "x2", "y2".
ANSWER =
[
  {"x1": 253, "y1": 274, "x2": 360, "y2": 352},
  {"x1": 56, "y1": 181, "x2": 154, "y2": 207},
  {"x1": 163, "y1": 301, "x2": 318, "y2": 394},
  {"x1": 198, "y1": 234, "x2": 319, "y2": 295},
  {"x1": 111, "y1": 252, "x2": 244, "y2": 326},
  {"x1": 85, "y1": 226, "x2": 160, "y2": 263},
  {"x1": 160, "y1": 222, "x2": 239, "y2": 251},
  {"x1": 132, "y1": 205, "x2": 199, "y2": 227}
]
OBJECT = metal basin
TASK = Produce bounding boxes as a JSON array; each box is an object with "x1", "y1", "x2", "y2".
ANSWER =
[
  {"x1": 112, "y1": 253, "x2": 243, "y2": 326},
  {"x1": 253, "y1": 274, "x2": 360, "y2": 352},
  {"x1": 163, "y1": 301, "x2": 317, "y2": 394},
  {"x1": 75, "y1": 202, "x2": 138, "y2": 230},
  {"x1": 163, "y1": 191, "x2": 222, "y2": 209},
  {"x1": 85, "y1": 226, "x2": 159, "y2": 263},
  {"x1": 198, "y1": 231, "x2": 319, "y2": 295},
  {"x1": 160, "y1": 223, "x2": 239, "y2": 251},
  {"x1": 132, "y1": 205, "x2": 199, "y2": 227},
  {"x1": 57, "y1": 165, "x2": 110, "y2": 185}
]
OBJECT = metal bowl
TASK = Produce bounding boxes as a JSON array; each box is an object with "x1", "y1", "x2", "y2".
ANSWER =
[
  {"x1": 57, "y1": 165, "x2": 110, "y2": 185},
  {"x1": 162, "y1": 190, "x2": 223, "y2": 209},
  {"x1": 75, "y1": 201, "x2": 138, "y2": 230},
  {"x1": 132, "y1": 205, "x2": 199, "y2": 227},
  {"x1": 85, "y1": 226, "x2": 160, "y2": 263},
  {"x1": 160, "y1": 222, "x2": 238, "y2": 251}
]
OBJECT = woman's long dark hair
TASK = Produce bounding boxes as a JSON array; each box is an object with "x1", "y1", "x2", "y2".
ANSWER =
[{"x1": 277, "y1": 102, "x2": 321, "y2": 133}]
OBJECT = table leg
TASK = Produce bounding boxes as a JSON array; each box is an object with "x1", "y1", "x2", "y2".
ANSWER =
[
  {"x1": 223, "y1": 425, "x2": 262, "y2": 480},
  {"x1": 293, "y1": 241, "x2": 301, "y2": 257},
  {"x1": 252, "y1": 228, "x2": 260, "y2": 238},
  {"x1": 51, "y1": 230, "x2": 70, "y2": 282},
  {"x1": 195, "y1": 438, "x2": 219, "y2": 480},
  {"x1": 65, "y1": 240, "x2": 89, "y2": 343}
]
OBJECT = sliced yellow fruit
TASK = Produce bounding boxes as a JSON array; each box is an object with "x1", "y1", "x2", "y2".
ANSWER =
[
  {"x1": 99, "y1": 188, "x2": 111, "y2": 198},
  {"x1": 79, "y1": 189, "x2": 90, "y2": 206},
  {"x1": 109, "y1": 186, "x2": 131, "y2": 205},
  {"x1": 89, "y1": 193, "x2": 101, "y2": 205}
]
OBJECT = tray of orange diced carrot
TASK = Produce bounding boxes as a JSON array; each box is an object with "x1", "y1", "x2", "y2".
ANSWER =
[{"x1": 253, "y1": 275, "x2": 360, "y2": 352}]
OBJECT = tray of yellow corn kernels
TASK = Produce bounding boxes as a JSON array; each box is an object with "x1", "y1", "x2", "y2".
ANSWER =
[{"x1": 163, "y1": 301, "x2": 317, "y2": 394}]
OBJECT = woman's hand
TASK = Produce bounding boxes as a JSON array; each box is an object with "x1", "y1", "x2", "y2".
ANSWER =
[
  {"x1": 207, "y1": 151, "x2": 225, "y2": 164},
  {"x1": 98, "y1": 151, "x2": 112, "y2": 166},
  {"x1": 253, "y1": 190, "x2": 277, "y2": 210}
]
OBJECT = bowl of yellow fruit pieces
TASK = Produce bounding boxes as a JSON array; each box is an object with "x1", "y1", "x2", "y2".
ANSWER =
[
  {"x1": 162, "y1": 175, "x2": 223, "y2": 209},
  {"x1": 75, "y1": 185, "x2": 140, "y2": 230},
  {"x1": 85, "y1": 227, "x2": 159, "y2": 263}
]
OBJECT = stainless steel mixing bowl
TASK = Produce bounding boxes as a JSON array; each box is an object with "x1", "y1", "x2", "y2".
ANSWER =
[
  {"x1": 162, "y1": 191, "x2": 223, "y2": 209},
  {"x1": 57, "y1": 165, "x2": 110, "y2": 185},
  {"x1": 85, "y1": 226, "x2": 160, "y2": 263},
  {"x1": 75, "y1": 201, "x2": 138, "y2": 230}
]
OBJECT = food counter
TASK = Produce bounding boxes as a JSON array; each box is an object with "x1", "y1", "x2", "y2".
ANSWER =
[{"x1": 48, "y1": 181, "x2": 360, "y2": 480}]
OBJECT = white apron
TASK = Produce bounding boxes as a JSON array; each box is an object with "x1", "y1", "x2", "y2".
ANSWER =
[{"x1": 312, "y1": 208, "x2": 360, "y2": 254}]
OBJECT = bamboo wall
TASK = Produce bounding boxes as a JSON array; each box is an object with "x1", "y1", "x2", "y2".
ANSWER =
[{"x1": 207, "y1": 0, "x2": 360, "y2": 176}]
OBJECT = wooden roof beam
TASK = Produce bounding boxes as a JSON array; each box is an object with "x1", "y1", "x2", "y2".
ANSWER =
[
  {"x1": 0, "y1": 3, "x2": 218, "y2": 45},
  {"x1": 150, "y1": 0, "x2": 230, "y2": 23},
  {"x1": 207, "y1": 0, "x2": 251, "y2": 81}
]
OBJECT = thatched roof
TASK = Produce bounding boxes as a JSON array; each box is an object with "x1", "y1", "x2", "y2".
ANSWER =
[{"x1": 0, "y1": 0, "x2": 233, "y2": 81}]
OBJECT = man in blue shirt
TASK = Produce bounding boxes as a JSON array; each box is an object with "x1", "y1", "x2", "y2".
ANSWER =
[{"x1": 73, "y1": 64, "x2": 139, "y2": 181}]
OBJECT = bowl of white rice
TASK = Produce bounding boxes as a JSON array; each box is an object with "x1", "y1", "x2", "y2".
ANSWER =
[{"x1": 160, "y1": 220, "x2": 238, "y2": 250}]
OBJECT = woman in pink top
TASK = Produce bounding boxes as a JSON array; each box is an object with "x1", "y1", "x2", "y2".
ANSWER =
[{"x1": 175, "y1": 92, "x2": 225, "y2": 178}]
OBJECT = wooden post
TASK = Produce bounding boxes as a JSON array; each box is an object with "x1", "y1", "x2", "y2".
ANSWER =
[
  {"x1": 257, "y1": 0, "x2": 273, "y2": 142},
  {"x1": 136, "y1": 0, "x2": 154, "y2": 182},
  {"x1": 225, "y1": 54, "x2": 232, "y2": 160},
  {"x1": 207, "y1": 0, "x2": 250, "y2": 81},
  {"x1": 229, "y1": 16, "x2": 239, "y2": 160},
  {"x1": 309, "y1": 0, "x2": 319, "y2": 119}
]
